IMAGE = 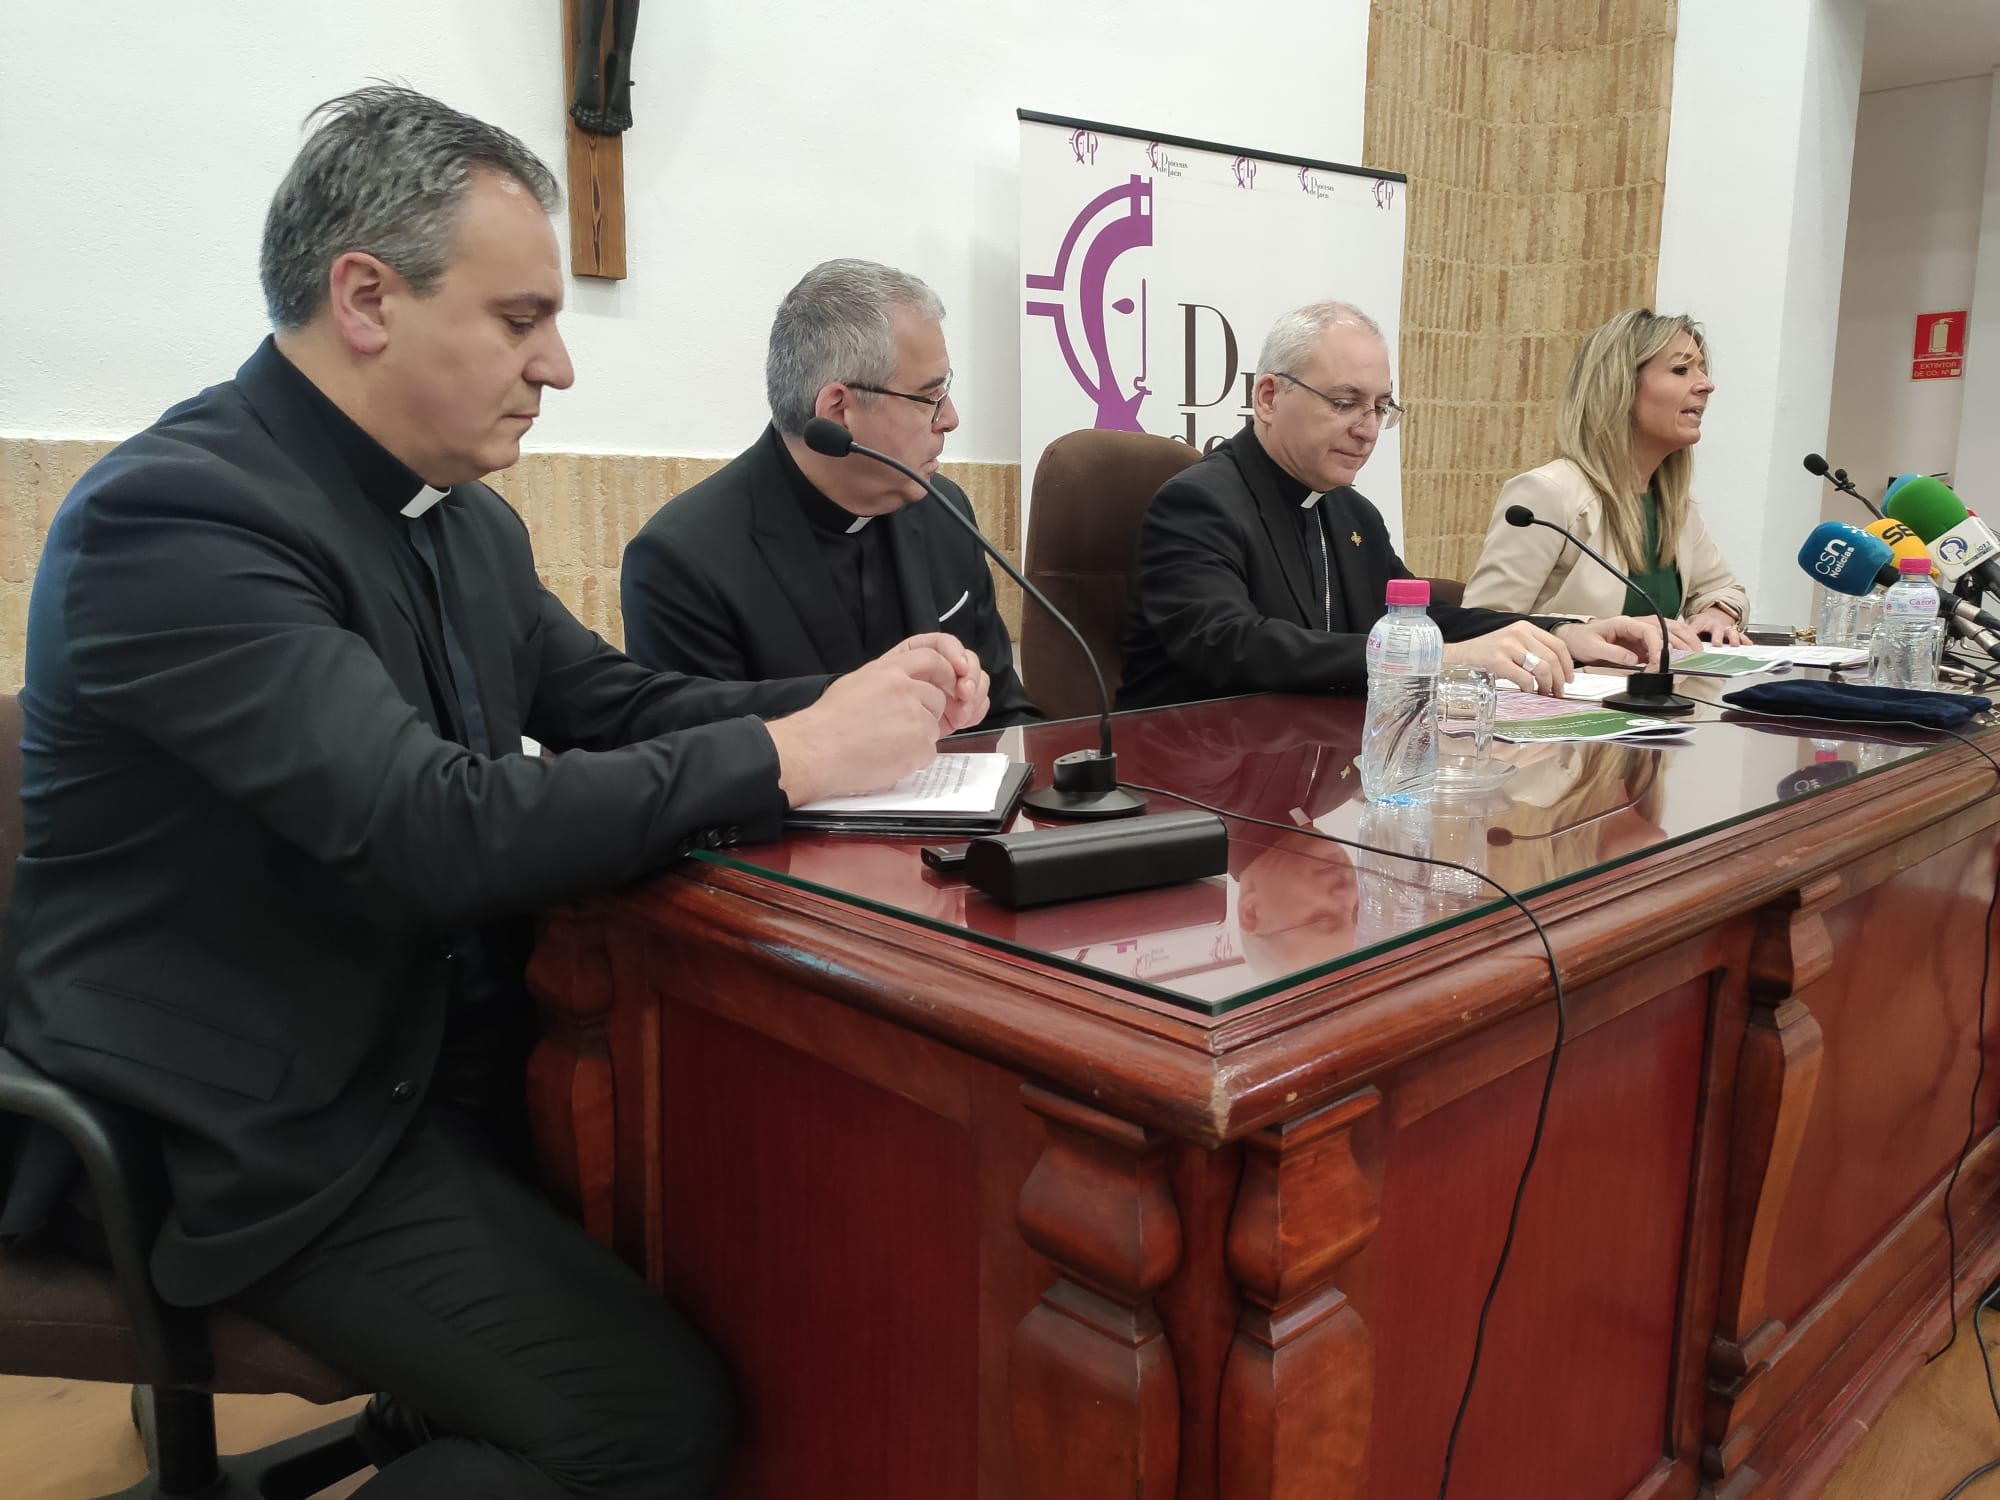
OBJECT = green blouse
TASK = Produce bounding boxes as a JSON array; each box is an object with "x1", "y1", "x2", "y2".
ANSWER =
[{"x1": 1622, "y1": 489, "x2": 1683, "y2": 619}]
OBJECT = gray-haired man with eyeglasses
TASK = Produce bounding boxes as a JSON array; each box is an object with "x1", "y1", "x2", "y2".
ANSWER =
[
  {"x1": 621, "y1": 259, "x2": 1040, "y2": 731},
  {"x1": 1117, "y1": 301, "x2": 1660, "y2": 709}
]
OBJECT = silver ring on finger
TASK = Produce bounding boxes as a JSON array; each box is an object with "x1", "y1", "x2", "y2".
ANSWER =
[{"x1": 1521, "y1": 650, "x2": 1542, "y2": 672}]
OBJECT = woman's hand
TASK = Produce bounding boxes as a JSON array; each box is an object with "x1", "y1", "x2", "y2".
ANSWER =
[{"x1": 1686, "y1": 607, "x2": 1749, "y2": 646}]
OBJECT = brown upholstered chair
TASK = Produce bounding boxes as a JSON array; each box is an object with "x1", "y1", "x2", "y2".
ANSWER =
[
  {"x1": 0, "y1": 692, "x2": 369, "y2": 1497},
  {"x1": 1021, "y1": 430, "x2": 1201, "y2": 720},
  {"x1": 1020, "y1": 430, "x2": 1467, "y2": 715}
]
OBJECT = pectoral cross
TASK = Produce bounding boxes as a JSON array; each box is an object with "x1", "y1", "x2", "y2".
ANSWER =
[{"x1": 1350, "y1": 531, "x2": 1362, "y2": 547}]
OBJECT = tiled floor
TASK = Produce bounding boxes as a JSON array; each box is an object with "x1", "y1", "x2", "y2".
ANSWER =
[{"x1": 6, "y1": 1319, "x2": 2000, "y2": 1499}]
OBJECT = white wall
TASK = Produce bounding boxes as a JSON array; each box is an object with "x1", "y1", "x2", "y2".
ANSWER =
[
  {"x1": 1656, "y1": 0, "x2": 1868, "y2": 627},
  {"x1": 0, "y1": 1, "x2": 1370, "y2": 464},
  {"x1": 1826, "y1": 73, "x2": 1994, "y2": 511},
  {"x1": 1953, "y1": 70, "x2": 2000, "y2": 493}
]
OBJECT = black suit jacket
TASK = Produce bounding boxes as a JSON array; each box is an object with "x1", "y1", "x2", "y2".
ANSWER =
[
  {"x1": 1116, "y1": 425, "x2": 1540, "y2": 709},
  {"x1": 0, "y1": 341, "x2": 830, "y2": 1305},
  {"x1": 620, "y1": 427, "x2": 1040, "y2": 731}
]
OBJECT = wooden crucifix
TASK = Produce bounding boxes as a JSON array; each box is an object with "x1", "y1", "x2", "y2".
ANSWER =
[{"x1": 560, "y1": 0, "x2": 641, "y2": 279}]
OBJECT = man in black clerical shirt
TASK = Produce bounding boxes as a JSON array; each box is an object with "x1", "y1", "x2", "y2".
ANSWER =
[
  {"x1": 1117, "y1": 301, "x2": 1660, "y2": 709},
  {"x1": 620, "y1": 259, "x2": 1041, "y2": 731},
  {"x1": 0, "y1": 88, "x2": 989, "y2": 1500}
]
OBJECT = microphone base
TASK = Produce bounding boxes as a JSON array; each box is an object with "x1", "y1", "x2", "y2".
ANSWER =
[
  {"x1": 1022, "y1": 785, "x2": 1151, "y2": 820},
  {"x1": 1022, "y1": 747, "x2": 1150, "y2": 820},
  {"x1": 1604, "y1": 672, "x2": 1697, "y2": 716}
]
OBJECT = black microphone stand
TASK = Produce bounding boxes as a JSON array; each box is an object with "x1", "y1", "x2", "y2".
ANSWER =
[
  {"x1": 1802, "y1": 452, "x2": 1886, "y2": 520},
  {"x1": 1502, "y1": 506, "x2": 1696, "y2": 715},
  {"x1": 801, "y1": 417, "x2": 1146, "y2": 819}
]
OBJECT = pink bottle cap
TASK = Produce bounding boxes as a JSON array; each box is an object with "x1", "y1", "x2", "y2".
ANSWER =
[
  {"x1": 1899, "y1": 556, "x2": 1932, "y2": 574},
  {"x1": 1385, "y1": 579, "x2": 1431, "y2": 606}
]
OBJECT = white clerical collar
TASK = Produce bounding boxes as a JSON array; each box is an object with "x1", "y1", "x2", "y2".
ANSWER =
[
  {"x1": 1300, "y1": 491, "x2": 1326, "y2": 510},
  {"x1": 845, "y1": 515, "x2": 871, "y2": 534},
  {"x1": 401, "y1": 485, "x2": 451, "y2": 518}
]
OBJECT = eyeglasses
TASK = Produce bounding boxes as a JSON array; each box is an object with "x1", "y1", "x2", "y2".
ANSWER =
[
  {"x1": 1275, "y1": 372, "x2": 1403, "y2": 430},
  {"x1": 847, "y1": 371, "x2": 955, "y2": 424}
]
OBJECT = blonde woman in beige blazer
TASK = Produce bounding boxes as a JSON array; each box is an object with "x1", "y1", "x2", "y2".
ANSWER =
[{"x1": 1464, "y1": 310, "x2": 1750, "y2": 647}]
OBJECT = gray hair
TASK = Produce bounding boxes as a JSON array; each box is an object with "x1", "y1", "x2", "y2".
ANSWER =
[
  {"x1": 766, "y1": 259, "x2": 946, "y2": 436},
  {"x1": 260, "y1": 84, "x2": 562, "y2": 331},
  {"x1": 1255, "y1": 301, "x2": 1384, "y2": 379}
]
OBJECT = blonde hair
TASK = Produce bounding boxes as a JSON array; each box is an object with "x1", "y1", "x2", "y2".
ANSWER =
[{"x1": 1554, "y1": 309, "x2": 1708, "y2": 575}]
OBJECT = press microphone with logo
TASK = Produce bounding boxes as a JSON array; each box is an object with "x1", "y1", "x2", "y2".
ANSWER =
[
  {"x1": 1795, "y1": 519, "x2": 2000, "y2": 658},
  {"x1": 1863, "y1": 516, "x2": 1937, "y2": 579},
  {"x1": 1882, "y1": 474, "x2": 2000, "y2": 601},
  {"x1": 1501, "y1": 504, "x2": 1695, "y2": 715},
  {"x1": 1803, "y1": 452, "x2": 1886, "y2": 520}
]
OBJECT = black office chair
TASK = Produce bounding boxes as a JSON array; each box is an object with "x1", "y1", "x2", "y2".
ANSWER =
[{"x1": 0, "y1": 690, "x2": 371, "y2": 1498}]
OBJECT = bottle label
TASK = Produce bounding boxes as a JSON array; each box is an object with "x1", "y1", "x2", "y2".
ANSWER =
[{"x1": 1883, "y1": 586, "x2": 1938, "y2": 618}]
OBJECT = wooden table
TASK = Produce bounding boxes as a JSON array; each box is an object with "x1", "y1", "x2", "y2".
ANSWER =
[{"x1": 526, "y1": 691, "x2": 2000, "y2": 1499}]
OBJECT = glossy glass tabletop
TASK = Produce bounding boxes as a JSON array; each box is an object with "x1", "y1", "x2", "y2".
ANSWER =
[{"x1": 696, "y1": 683, "x2": 1967, "y2": 1014}]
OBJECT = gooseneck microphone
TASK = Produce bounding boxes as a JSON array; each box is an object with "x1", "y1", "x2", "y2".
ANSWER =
[
  {"x1": 801, "y1": 416, "x2": 1147, "y2": 819},
  {"x1": 1502, "y1": 504, "x2": 1696, "y2": 715},
  {"x1": 1803, "y1": 452, "x2": 1886, "y2": 520}
]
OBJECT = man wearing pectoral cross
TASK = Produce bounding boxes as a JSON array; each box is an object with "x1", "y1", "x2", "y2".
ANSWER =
[{"x1": 1116, "y1": 300, "x2": 1662, "y2": 710}]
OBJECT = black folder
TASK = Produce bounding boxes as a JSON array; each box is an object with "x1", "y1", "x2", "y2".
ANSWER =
[{"x1": 782, "y1": 760, "x2": 1035, "y2": 837}]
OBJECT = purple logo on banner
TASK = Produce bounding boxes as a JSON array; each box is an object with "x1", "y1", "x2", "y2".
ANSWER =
[
  {"x1": 1069, "y1": 128, "x2": 1098, "y2": 165},
  {"x1": 1373, "y1": 179, "x2": 1396, "y2": 209},
  {"x1": 1025, "y1": 175, "x2": 1155, "y2": 432},
  {"x1": 1297, "y1": 167, "x2": 1338, "y2": 201},
  {"x1": 1231, "y1": 156, "x2": 1257, "y2": 188}
]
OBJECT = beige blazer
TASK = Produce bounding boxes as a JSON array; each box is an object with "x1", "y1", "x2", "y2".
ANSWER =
[{"x1": 1461, "y1": 458, "x2": 1750, "y2": 624}]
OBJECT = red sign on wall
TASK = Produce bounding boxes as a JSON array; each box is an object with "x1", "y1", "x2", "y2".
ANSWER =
[{"x1": 1913, "y1": 310, "x2": 1968, "y2": 380}]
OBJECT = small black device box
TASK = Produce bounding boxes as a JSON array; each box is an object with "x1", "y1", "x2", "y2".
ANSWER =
[{"x1": 963, "y1": 810, "x2": 1228, "y2": 909}]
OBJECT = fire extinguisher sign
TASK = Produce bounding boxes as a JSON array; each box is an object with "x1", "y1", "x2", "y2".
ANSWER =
[{"x1": 1913, "y1": 311, "x2": 1967, "y2": 380}]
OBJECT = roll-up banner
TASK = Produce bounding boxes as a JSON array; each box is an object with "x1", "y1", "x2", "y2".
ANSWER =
[{"x1": 1019, "y1": 109, "x2": 1408, "y2": 545}]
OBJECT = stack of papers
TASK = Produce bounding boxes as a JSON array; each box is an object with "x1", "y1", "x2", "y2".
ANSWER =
[
  {"x1": 791, "y1": 752, "x2": 1012, "y2": 816},
  {"x1": 1671, "y1": 643, "x2": 1867, "y2": 676},
  {"x1": 785, "y1": 752, "x2": 1032, "y2": 834}
]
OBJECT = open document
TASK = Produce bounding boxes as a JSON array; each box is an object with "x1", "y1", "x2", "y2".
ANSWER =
[{"x1": 785, "y1": 752, "x2": 1033, "y2": 835}]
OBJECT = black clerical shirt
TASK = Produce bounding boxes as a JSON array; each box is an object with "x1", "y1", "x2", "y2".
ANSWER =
[
  {"x1": 767, "y1": 428, "x2": 905, "y2": 659},
  {"x1": 277, "y1": 357, "x2": 531, "y2": 1141}
]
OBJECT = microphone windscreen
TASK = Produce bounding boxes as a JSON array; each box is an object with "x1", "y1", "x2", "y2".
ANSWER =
[
  {"x1": 1504, "y1": 504, "x2": 1535, "y2": 527},
  {"x1": 1803, "y1": 453, "x2": 1831, "y2": 477},
  {"x1": 1884, "y1": 472, "x2": 1918, "y2": 506},
  {"x1": 1797, "y1": 520, "x2": 1894, "y2": 597},
  {"x1": 802, "y1": 417, "x2": 855, "y2": 458},
  {"x1": 1882, "y1": 474, "x2": 1967, "y2": 541},
  {"x1": 1863, "y1": 516, "x2": 1936, "y2": 574}
]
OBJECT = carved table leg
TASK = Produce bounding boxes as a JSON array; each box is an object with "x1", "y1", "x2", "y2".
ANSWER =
[
  {"x1": 1702, "y1": 883, "x2": 1833, "y2": 1498},
  {"x1": 1220, "y1": 1087, "x2": 1383, "y2": 1500},
  {"x1": 524, "y1": 907, "x2": 620, "y2": 1249},
  {"x1": 1011, "y1": 1084, "x2": 1183, "y2": 1500}
]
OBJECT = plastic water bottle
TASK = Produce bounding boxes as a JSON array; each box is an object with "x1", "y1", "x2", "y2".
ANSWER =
[
  {"x1": 1869, "y1": 556, "x2": 1942, "y2": 689},
  {"x1": 1360, "y1": 579, "x2": 1444, "y2": 804}
]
